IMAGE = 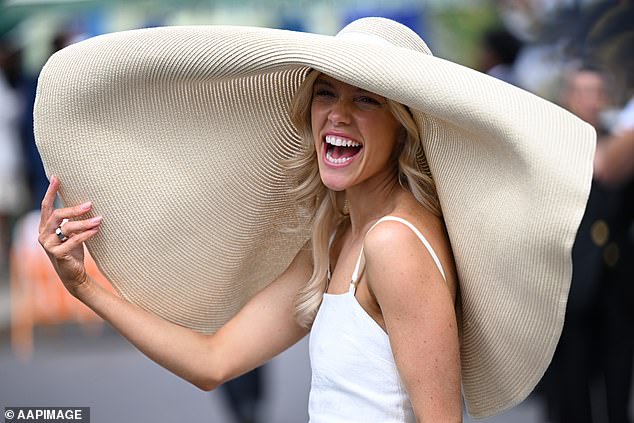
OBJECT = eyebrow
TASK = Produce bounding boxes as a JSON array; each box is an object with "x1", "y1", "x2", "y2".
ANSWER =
[
  {"x1": 313, "y1": 78, "x2": 378, "y2": 96},
  {"x1": 313, "y1": 78, "x2": 334, "y2": 88}
]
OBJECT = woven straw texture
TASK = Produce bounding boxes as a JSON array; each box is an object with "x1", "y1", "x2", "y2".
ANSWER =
[{"x1": 34, "y1": 18, "x2": 595, "y2": 418}]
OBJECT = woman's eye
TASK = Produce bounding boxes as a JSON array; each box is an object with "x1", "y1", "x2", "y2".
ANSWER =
[
  {"x1": 355, "y1": 96, "x2": 385, "y2": 110},
  {"x1": 356, "y1": 96, "x2": 381, "y2": 105},
  {"x1": 314, "y1": 89, "x2": 335, "y2": 98}
]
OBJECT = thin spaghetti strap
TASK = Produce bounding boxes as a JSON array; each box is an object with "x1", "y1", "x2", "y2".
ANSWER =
[
  {"x1": 350, "y1": 216, "x2": 446, "y2": 292},
  {"x1": 349, "y1": 216, "x2": 400, "y2": 293},
  {"x1": 326, "y1": 231, "x2": 337, "y2": 285}
]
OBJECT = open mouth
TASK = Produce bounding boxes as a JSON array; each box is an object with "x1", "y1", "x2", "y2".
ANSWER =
[{"x1": 324, "y1": 135, "x2": 363, "y2": 165}]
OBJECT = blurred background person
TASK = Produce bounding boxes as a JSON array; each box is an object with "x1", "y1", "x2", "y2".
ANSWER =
[
  {"x1": 0, "y1": 35, "x2": 29, "y2": 279},
  {"x1": 541, "y1": 2, "x2": 634, "y2": 422},
  {"x1": 541, "y1": 64, "x2": 622, "y2": 423},
  {"x1": 477, "y1": 26, "x2": 523, "y2": 86},
  {"x1": 591, "y1": 18, "x2": 634, "y2": 187},
  {"x1": 222, "y1": 367, "x2": 264, "y2": 423},
  {"x1": 586, "y1": 4, "x2": 634, "y2": 422}
]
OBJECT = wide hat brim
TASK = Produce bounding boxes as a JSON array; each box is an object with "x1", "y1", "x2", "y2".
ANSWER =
[{"x1": 34, "y1": 18, "x2": 595, "y2": 418}]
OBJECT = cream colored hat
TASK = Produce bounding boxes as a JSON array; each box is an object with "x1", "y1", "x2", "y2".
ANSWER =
[{"x1": 34, "y1": 17, "x2": 595, "y2": 418}]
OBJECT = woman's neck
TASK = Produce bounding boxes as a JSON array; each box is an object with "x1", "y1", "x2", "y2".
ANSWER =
[{"x1": 345, "y1": 169, "x2": 405, "y2": 238}]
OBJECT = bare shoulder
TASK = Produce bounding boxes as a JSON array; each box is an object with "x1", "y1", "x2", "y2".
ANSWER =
[
  {"x1": 363, "y1": 211, "x2": 458, "y2": 298},
  {"x1": 363, "y1": 218, "x2": 428, "y2": 258}
]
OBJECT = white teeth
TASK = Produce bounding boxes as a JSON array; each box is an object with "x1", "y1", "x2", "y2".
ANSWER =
[
  {"x1": 324, "y1": 135, "x2": 362, "y2": 165},
  {"x1": 326, "y1": 149, "x2": 355, "y2": 164},
  {"x1": 325, "y1": 135, "x2": 361, "y2": 147}
]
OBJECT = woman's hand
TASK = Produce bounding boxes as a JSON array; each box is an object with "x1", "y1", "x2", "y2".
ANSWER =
[{"x1": 38, "y1": 175, "x2": 103, "y2": 296}]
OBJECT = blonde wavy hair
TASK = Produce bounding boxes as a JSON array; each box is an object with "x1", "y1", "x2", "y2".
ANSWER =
[{"x1": 286, "y1": 70, "x2": 441, "y2": 328}]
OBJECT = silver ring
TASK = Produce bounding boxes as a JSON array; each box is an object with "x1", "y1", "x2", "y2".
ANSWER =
[{"x1": 55, "y1": 226, "x2": 69, "y2": 242}]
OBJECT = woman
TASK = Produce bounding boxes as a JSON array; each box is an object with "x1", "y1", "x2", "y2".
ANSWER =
[
  {"x1": 40, "y1": 69, "x2": 461, "y2": 421},
  {"x1": 34, "y1": 17, "x2": 595, "y2": 421}
]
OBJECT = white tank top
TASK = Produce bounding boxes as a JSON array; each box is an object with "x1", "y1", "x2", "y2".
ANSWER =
[{"x1": 308, "y1": 216, "x2": 447, "y2": 423}]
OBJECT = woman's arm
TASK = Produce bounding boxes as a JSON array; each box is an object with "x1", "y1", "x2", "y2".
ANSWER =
[
  {"x1": 39, "y1": 176, "x2": 311, "y2": 391},
  {"x1": 363, "y1": 221, "x2": 462, "y2": 422}
]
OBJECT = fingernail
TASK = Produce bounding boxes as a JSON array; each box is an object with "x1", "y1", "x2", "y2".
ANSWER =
[
  {"x1": 90, "y1": 216, "x2": 102, "y2": 224},
  {"x1": 81, "y1": 202, "x2": 92, "y2": 210}
]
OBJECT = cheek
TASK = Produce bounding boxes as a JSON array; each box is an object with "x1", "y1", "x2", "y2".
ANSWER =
[
  {"x1": 372, "y1": 131, "x2": 401, "y2": 167},
  {"x1": 310, "y1": 106, "x2": 322, "y2": 145},
  {"x1": 367, "y1": 120, "x2": 401, "y2": 156}
]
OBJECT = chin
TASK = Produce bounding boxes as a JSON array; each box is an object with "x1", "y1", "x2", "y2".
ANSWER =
[
  {"x1": 321, "y1": 178, "x2": 348, "y2": 192},
  {"x1": 319, "y1": 171, "x2": 350, "y2": 192}
]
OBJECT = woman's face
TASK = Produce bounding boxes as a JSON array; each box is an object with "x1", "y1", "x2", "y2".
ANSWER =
[{"x1": 310, "y1": 75, "x2": 402, "y2": 192}]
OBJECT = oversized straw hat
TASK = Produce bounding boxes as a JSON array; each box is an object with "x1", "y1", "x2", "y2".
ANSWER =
[{"x1": 34, "y1": 17, "x2": 595, "y2": 418}]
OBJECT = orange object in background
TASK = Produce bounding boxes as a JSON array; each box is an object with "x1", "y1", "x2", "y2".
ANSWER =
[{"x1": 9, "y1": 210, "x2": 115, "y2": 359}]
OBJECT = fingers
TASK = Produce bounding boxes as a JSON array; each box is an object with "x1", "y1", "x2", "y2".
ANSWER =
[
  {"x1": 58, "y1": 216, "x2": 103, "y2": 238},
  {"x1": 40, "y1": 175, "x2": 59, "y2": 232},
  {"x1": 52, "y1": 227, "x2": 100, "y2": 255},
  {"x1": 44, "y1": 201, "x2": 94, "y2": 234},
  {"x1": 38, "y1": 176, "x2": 103, "y2": 250},
  {"x1": 40, "y1": 216, "x2": 102, "y2": 254},
  {"x1": 40, "y1": 176, "x2": 95, "y2": 233}
]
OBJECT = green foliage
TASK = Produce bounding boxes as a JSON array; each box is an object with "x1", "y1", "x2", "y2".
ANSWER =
[{"x1": 428, "y1": 5, "x2": 498, "y2": 67}]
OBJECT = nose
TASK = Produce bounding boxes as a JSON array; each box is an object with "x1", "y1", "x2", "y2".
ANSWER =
[{"x1": 328, "y1": 98, "x2": 352, "y2": 125}]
